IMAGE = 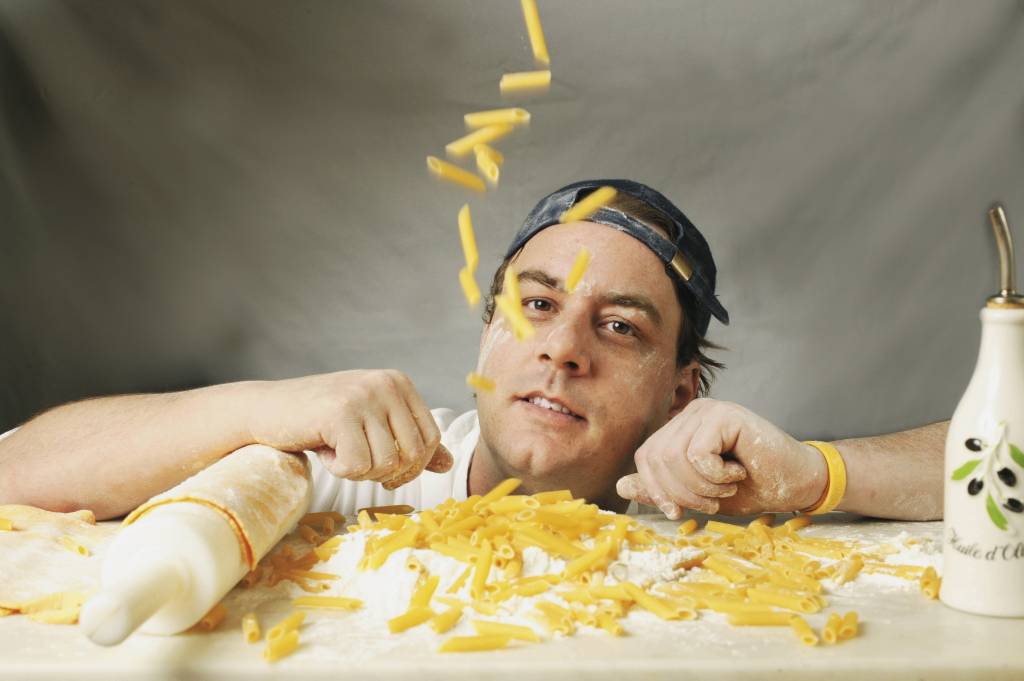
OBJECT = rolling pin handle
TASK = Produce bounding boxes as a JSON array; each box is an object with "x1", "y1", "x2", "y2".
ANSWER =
[{"x1": 79, "y1": 558, "x2": 185, "y2": 646}]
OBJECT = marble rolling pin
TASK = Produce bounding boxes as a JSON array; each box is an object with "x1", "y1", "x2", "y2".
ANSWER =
[{"x1": 79, "y1": 445, "x2": 311, "y2": 645}]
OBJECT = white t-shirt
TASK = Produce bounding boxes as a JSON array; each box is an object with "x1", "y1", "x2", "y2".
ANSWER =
[
  {"x1": 0, "y1": 409, "x2": 481, "y2": 517},
  {"x1": 306, "y1": 408, "x2": 479, "y2": 515}
]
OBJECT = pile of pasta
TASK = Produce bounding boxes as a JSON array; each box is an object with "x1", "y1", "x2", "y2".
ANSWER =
[{"x1": 225, "y1": 478, "x2": 942, "y2": 662}]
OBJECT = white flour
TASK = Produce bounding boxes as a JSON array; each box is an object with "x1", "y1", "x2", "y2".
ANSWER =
[{"x1": 282, "y1": 518, "x2": 704, "y2": 647}]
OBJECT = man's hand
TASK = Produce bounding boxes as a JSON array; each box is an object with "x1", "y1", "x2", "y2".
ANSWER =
[
  {"x1": 247, "y1": 370, "x2": 453, "y2": 489},
  {"x1": 616, "y1": 398, "x2": 826, "y2": 518}
]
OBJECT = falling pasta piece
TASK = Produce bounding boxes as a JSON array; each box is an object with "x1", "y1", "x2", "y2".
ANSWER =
[
  {"x1": 499, "y1": 70, "x2": 551, "y2": 95},
  {"x1": 504, "y1": 265, "x2": 523, "y2": 307},
  {"x1": 0, "y1": 518, "x2": 12, "y2": 531},
  {"x1": 458, "y1": 204, "x2": 479, "y2": 272},
  {"x1": 565, "y1": 247, "x2": 590, "y2": 294},
  {"x1": 475, "y1": 149, "x2": 500, "y2": 187},
  {"x1": 474, "y1": 143, "x2": 505, "y2": 166},
  {"x1": 495, "y1": 293, "x2": 535, "y2": 340},
  {"x1": 560, "y1": 186, "x2": 618, "y2": 224},
  {"x1": 459, "y1": 267, "x2": 481, "y2": 308},
  {"x1": 466, "y1": 372, "x2": 496, "y2": 392},
  {"x1": 446, "y1": 124, "x2": 515, "y2": 159},
  {"x1": 465, "y1": 108, "x2": 531, "y2": 129},
  {"x1": 520, "y1": 0, "x2": 550, "y2": 66},
  {"x1": 427, "y1": 156, "x2": 486, "y2": 193}
]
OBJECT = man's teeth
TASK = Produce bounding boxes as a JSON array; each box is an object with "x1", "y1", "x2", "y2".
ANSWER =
[{"x1": 529, "y1": 396, "x2": 574, "y2": 416}]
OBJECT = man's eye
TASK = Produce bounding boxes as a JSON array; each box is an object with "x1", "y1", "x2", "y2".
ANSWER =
[
  {"x1": 607, "y1": 320, "x2": 635, "y2": 336},
  {"x1": 525, "y1": 299, "x2": 552, "y2": 312}
]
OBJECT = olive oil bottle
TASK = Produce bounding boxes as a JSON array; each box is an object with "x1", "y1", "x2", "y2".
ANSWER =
[{"x1": 942, "y1": 205, "x2": 1024, "y2": 616}]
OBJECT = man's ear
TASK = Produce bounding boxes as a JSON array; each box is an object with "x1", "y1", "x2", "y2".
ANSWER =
[{"x1": 668, "y1": 359, "x2": 700, "y2": 418}]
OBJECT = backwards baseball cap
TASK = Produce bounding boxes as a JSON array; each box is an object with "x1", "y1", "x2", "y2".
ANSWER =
[{"x1": 505, "y1": 179, "x2": 729, "y2": 336}]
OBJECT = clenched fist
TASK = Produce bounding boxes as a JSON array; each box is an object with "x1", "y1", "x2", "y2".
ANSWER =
[
  {"x1": 246, "y1": 370, "x2": 453, "y2": 489},
  {"x1": 617, "y1": 398, "x2": 827, "y2": 518}
]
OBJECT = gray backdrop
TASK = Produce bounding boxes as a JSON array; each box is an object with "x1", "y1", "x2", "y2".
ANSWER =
[{"x1": 1, "y1": 0, "x2": 1022, "y2": 441}]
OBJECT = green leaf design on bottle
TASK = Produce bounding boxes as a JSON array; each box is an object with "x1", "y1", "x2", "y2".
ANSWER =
[
  {"x1": 951, "y1": 459, "x2": 981, "y2": 481},
  {"x1": 987, "y1": 493, "x2": 1009, "y2": 531},
  {"x1": 1011, "y1": 443, "x2": 1024, "y2": 469}
]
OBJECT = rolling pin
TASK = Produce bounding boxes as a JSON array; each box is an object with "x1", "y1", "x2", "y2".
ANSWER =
[{"x1": 79, "y1": 444, "x2": 311, "y2": 645}]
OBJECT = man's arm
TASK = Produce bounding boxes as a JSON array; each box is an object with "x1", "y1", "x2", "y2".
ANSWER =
[
  {"x1": 832, "y1": 420, "x2": 946, "y2": 520},
  {"x1": 0, "y1": 370, "x2": 450, "y2": 521},
  {"x1": 0, "y1": 382, "x2": 257, "y2": 519},
  {"x1": 618, "y1": 398, "x2": 946, "y2": 521}
]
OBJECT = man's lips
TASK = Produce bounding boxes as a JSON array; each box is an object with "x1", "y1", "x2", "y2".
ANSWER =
[{"x1": 515, "y1": 392, "x2": 585, "y2": 420}]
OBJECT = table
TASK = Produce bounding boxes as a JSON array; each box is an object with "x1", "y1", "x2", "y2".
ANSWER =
[{"x1": 3, "y1": 514, "x2": 1023, "y2": 680}]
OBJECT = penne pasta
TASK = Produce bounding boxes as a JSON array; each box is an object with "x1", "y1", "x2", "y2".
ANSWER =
[
  {"x1": 473, "y1": 619, "x2": 540, "y2": 642},
  {"x1": 410, "y1": 575, "x2": 441, "y2": 609},
  {"x1": 427, "y1": 156, "x2": 486, "y2": 193},
  {"x1": 430, "y1": 606, "x2": 464, "y2": 634},
  {"x1": 677, "y1": 518, "x2": 699, "y2": 536},
  {"x1": 438, "y1": 634, "x2": 511, "y2": 653},
  {"x1": 267, "y1": 611, "x2": 305, "y2": 642},
  {"x1": 465, "y1": 108, "x2": 531, "y2": 129},
  {"x1": 559, "y1": 186, "x2": 617, "y2": 224},
  {"x1": 822, "y1": 612, "x2": 842, "y2": 644},
  {"x1": 499, "y1": 70, "x2": 552, "y2": 95},
  {"x1": 519, "y1": 0, "x2": 550, "y2": 65},
  {"x1": 194, "y1": 602, "x2": 227, "y2": 632},
  {"x1": 477, "y1": 478, "x2": 523, "y2": 509},
  {"x1": 728, "y1": 611, "x2": 796, "y2": 626},
  {"x1": 789, "y1": 615, "x2": 819, "y2": 646},
  {"x1": 458, "y1": 203, "x2": 479, "y2": 272},
  {"x1": 839, "y1": 611, "x2": 859, "y2": 640},
  {"x1": 241, "y1": 612, "x2": 260, "y2": 643},
  {"x1": 475, "y1": 147, "x2": 500, "y2": 186},
  {"x1": 459, "y1": 267, "x2": 481, "y2": 308},
  {"x1": 466, "y1": 371, "x2": 495, "y2": 392},
  {"x1": 388, "y1": 606, "x2": 435, "y2": 634},
  {"x1": 565, "y1": 247, "x2": 591, "y2": 294},
  {"x1": 446, "y1": 124, "x2": 515, "y2": 159},
  {"x1": 58, "y1": 535, "x2": 89, "y2": 556},
  {"x1": 293, "y1": 596, "x2": 363, "y2": 611},
  {"x1": 263, "y1": 629, "x2": 299, "y2": 662}
]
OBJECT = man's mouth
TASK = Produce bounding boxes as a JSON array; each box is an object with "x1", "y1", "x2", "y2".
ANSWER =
[{"x1": 518, "y1": 393, "x2": 585, "y2": 420}]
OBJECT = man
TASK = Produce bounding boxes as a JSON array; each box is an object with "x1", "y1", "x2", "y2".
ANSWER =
[{"x1": 0, "y1": 180, "x2": 946, "y2": 521}]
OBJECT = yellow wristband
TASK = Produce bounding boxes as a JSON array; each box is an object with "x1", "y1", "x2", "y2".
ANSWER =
[{"x1": 800, "y1": 441, "x2": 846, "y2": 515}]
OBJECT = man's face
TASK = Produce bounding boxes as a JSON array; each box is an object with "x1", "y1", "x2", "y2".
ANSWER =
[{"x1": 474, "y1": 221, "x2": 698, "y2": 506}]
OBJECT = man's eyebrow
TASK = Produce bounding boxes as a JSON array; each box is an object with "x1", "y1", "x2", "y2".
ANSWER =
[
  {"x1": 601, "y1": 292, "x2": 663, "y2": 327},
  {"x1": 517, "y1": 268, "x2": 665, "y2": 328},
  {"x1": 518, "y1": 268, "x2": 562, "y2": 290}
]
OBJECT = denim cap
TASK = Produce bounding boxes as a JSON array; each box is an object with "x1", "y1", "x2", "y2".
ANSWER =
[{"x1": 505, "y1": 179, "x2": 729, "y2": 336}]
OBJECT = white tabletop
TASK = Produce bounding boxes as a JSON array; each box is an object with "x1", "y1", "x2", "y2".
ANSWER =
[{"x1": 3, "y1": 515, "x2": 1022, "y2": 680}]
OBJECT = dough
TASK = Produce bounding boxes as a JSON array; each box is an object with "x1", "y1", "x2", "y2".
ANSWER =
[
  {"x1": 123, "y1": 444, "x2": 312, "y2": 569},
  {"x1": 0, "y1": 505, "x2": 117, "y2": 609}
]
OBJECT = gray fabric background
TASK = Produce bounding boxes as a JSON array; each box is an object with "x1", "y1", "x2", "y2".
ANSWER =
[{"x1": 1, "y1": 0, "x2": 1022, "y2": 441}]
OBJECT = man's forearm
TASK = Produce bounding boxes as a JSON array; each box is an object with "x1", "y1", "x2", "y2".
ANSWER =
[
  {"x1": 0, "y1": 381, "x2": 261, "y2": 519},
  {"x1": 832, "y1": 420, "x2": 947, "y2": 520}
]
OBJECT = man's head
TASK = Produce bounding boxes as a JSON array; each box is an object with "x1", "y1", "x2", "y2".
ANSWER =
[{"x1": 471, "y1": 180, "x2": 728, "y2": 508}]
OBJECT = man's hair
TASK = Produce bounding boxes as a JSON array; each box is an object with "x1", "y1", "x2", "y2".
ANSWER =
[{"x1": 482, "y1": 194, "x2": 726, "y2": 397}]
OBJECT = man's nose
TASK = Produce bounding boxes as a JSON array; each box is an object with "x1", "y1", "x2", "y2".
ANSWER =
[{"x1": 536, "y1": 315, "x2": 592, "y2": 375}]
